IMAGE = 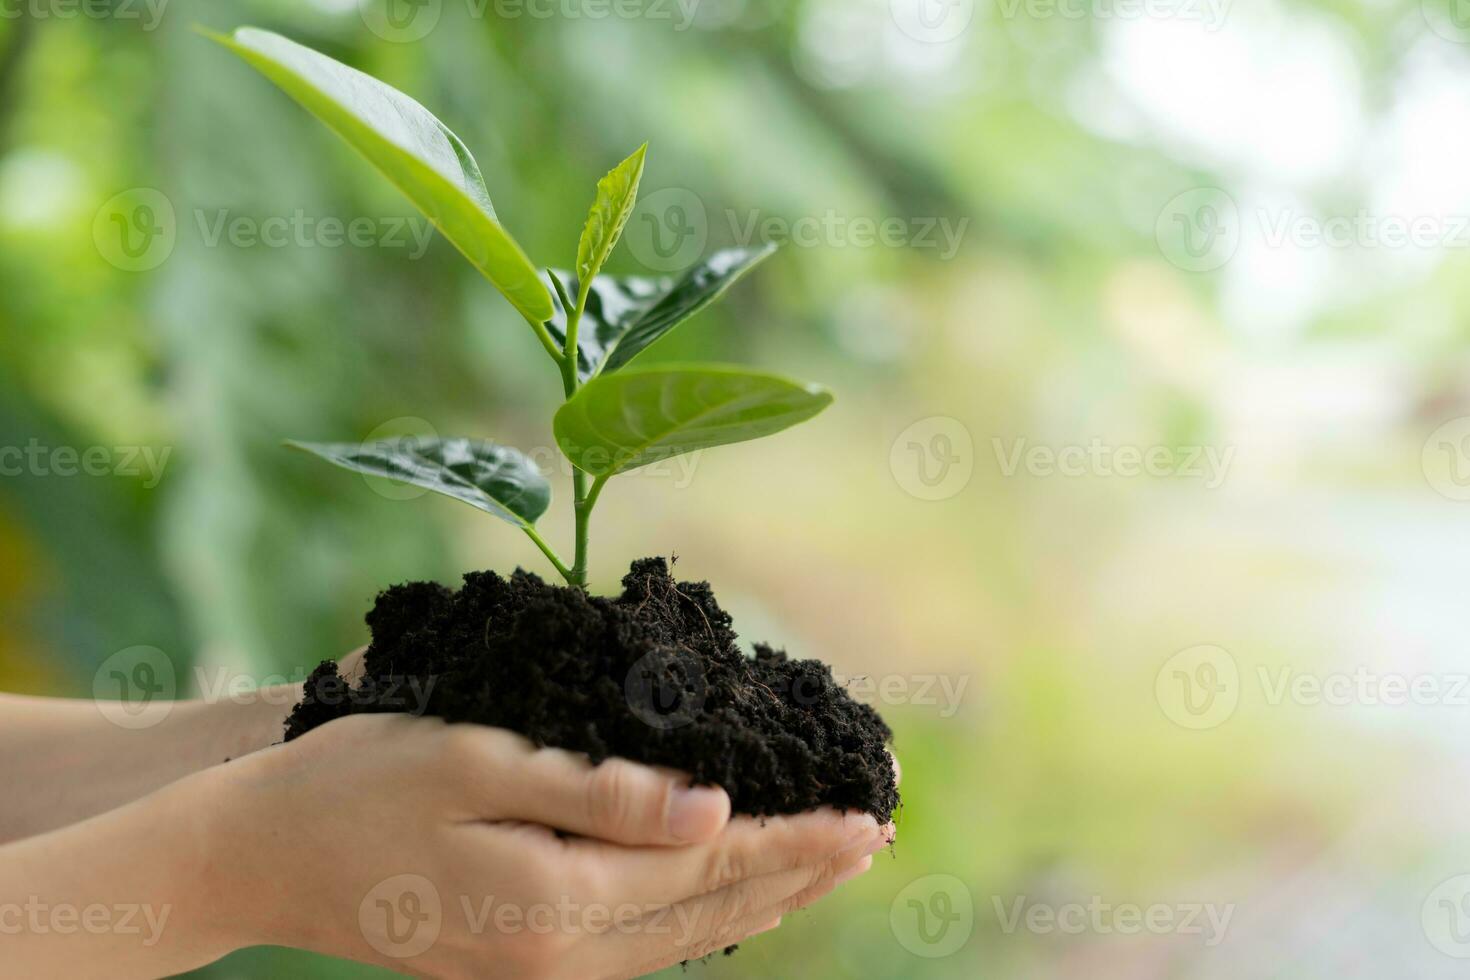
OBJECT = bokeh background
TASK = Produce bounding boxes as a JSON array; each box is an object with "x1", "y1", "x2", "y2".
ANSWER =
[{"x1": 5, "y1": 0, "x2": 1470, "y2": 975}]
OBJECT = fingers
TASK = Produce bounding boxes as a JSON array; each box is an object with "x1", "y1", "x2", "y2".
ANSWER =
[
  {"x1": 614, "y1": 853, "x2": 876, "y2": 977},
  {"x1": 566, "y1": 807, "x2": 885, "y2": 909},
  {"x1": 607, "y1": 914, "x2": 781, "y2": 980},
  {"x1": 615, "y1": 914, "x2": 782, "y2": 980},
  {"x1": 668, "y1": 842, "x2": 880, "y2": 941},
  {"x1": 440, "y1": 725, "x2": 730, "y2": 846}
]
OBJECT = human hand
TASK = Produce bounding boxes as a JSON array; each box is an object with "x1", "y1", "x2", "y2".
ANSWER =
[{"x1": 199, "y1": 712, "x2": 893, "y2": 978}]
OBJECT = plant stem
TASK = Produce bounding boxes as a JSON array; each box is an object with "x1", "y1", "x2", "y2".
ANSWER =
[
  {"x1": 569, "y1": 474, "x2": 607, "y2": 589},
  {"x1": 524, "y1": 314, "x2": 565, "y2": 366},
  {"x1": 522, "y1": 525, "x2": 572, "y2": 581},
  {"x1": 547, "y1": 271, "x2": 581, "y2": 397},
  {"x1": 554, "y1": 276, "x2": 604, "y2": 590}
]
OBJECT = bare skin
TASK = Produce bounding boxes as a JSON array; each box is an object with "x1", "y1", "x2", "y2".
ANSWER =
[
  {"x1": 0, "y1": 650, "x2": 894, "y2": 978},
  {"x1": 0, "y1": 649, "x2": 371, "y2": 844}
]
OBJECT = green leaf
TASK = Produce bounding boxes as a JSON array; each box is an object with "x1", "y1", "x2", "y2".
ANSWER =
[
  {"x1": 541, "y1": 269, "x2": 669, "y2": 379},
  {"x1": 575, "y1": 144, "x2": 647, "y2": 295},
  {"x1": 204, "y1": 27, "x2": 554, "y2": 324},
  {"x1": 553, "y1": 365, "x2": 832, "y2": 478},
  {"x1": 287, "y1": 437, "x2": 550, "y2": 527},
  {"x1": 540, "y1": 244, "x2": 777, "y2": 380}
]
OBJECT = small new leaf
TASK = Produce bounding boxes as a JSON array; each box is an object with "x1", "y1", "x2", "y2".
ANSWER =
[
  {"x1": 553, "y1": 365, "x2": 832, "y2": 478},
  {"x1": 575, "y1": 144, "x2": 647, "y2": 299},
  {"x1": 288, "y1": 437, "x2": 551, "y2": 527}
]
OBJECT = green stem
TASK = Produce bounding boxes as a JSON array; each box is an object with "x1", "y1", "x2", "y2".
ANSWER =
[
  {"x1": 569, "y1": 474, "x2": 607, "y2": 589},
  {"x1": 564, "y1": 287, "x2": 587, "y2": 391},
  {"x1": 522, "y1": 526, "x2": 572, "y2": 582},
  {"x1": 524, "y1": 314, "x2": 565, "y2": 367},
  {"x1": 548, "y1": 270, "x2": 604, "y2": 589},
  {"x1": 547, "y1": 270, "x2": 582, "y2": 398},
  {"x1": 538, "y1": 265, "x2": 599, "y2": 590}
]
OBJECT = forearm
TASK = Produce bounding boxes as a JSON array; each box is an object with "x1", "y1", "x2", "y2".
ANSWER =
[
  {"x1": 0, "y1": 769, "x2": 239, "y2": 979},
  {"x1": 0, "y1": 685, "x2": 301, "y2": 843}
]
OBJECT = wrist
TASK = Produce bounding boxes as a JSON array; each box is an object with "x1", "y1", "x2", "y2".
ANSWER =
[
  {"x1": 0, "y1": 767, "x2": 256, "y2": 977},
  {"x1": 184, "y1": 759, "x2": 278, "y2": 957}
]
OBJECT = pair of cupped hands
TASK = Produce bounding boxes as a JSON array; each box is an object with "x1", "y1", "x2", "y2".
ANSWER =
[{"x1": 198, "y1": 649, "x2": 897, "y2": 978}]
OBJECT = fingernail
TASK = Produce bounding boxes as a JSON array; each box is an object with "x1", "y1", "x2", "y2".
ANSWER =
[
  {"x1": 833, "y1": 855, "x2": 874, "y2": 886},
  {"x1": 836, "y1": 819, "x2": 881, "y2": 858},
  {"x1": 750, "y1": 916, "x2": 782, "y2": 938},
  {"x1": 668, "y1": 785, "x2": 730, "y2": 842}
]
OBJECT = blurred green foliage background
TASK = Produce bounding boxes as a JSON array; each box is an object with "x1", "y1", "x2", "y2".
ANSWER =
[{"x1": 5, "y1": 0, "x2": 1470, "y2": 976}]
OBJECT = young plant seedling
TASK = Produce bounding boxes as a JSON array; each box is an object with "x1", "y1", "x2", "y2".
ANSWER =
[{"x1": 206, "y1": 28, "x2": 832, "y2": 589}]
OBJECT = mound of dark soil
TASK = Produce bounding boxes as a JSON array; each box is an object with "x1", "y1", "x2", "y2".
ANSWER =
[{"x1": 284, "y1": 558, "x2": 898, "y2": 822}]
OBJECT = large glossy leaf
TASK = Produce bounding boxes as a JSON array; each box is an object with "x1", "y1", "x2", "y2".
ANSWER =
[
  {"x1": 540, "y1": 244, "x2": 776, "y2": 380},
  {"x1": 575, "y1": 144, "x2": 646, "y2": 293},
  {"x1": 207, "y1": 27, "x2": 554, "y2": 323},
  {"x1": 601, "y1": 244, "x2": 777, "y2": 373},
  {"x1": 553, "y1": 365, "x2": 832, "y2": 478},
  {"x1": 541, "y1": 270, "x2": 669, "y2": 379},
  {"x1": 288, "y1": 437, "x2": 550, "y2": 527}
]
